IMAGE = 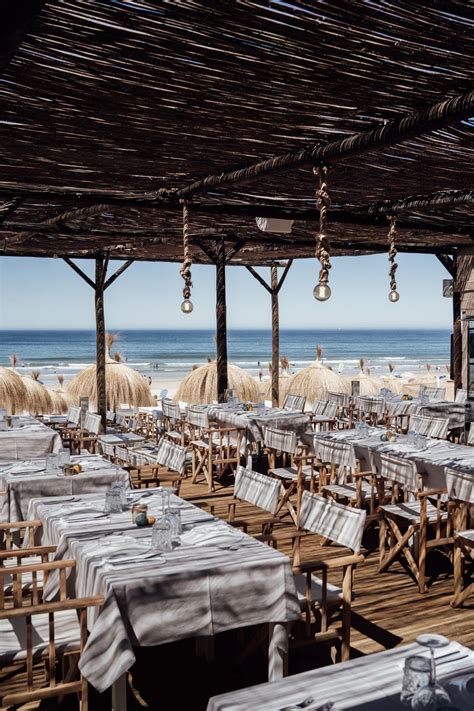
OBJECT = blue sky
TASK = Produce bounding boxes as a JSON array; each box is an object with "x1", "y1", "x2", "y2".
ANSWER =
[{"x1": 0, "y1": 253, "x2": 452, "y2": 330}]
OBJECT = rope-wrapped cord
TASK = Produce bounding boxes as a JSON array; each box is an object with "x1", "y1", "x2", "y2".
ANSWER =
[
  {"x1": 180, "y1": 200, "x2": 193, "y2": 300},
  {"x1": 315, "y1": 166, "x2": 332, "y2": 285},
  {"x1": 388, "y1": 216, "x2": 398, "y2": 291}
]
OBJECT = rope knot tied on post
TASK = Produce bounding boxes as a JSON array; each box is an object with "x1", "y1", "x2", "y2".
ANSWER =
[
  {"x1": 179, "y1": 199, "x2": 194, "y2": 313},
  {"x1": 387, "y1": 216, "x2": 400, "y2": 303},
  {"x1": 313, "y1": 166, "x2": 332, "y2": 301}
]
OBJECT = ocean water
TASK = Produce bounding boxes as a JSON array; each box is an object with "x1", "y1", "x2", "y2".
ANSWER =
[{"x1": 0, "y1": 329, "x2": 451, "y2": 385}]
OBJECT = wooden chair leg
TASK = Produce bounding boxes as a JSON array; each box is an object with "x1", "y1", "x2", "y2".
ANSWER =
[{"x1": 341, "y1": 564, "x2": 352, "y2": 662}]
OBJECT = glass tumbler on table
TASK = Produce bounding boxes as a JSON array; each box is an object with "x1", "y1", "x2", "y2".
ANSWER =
[
  {"x1": 58, "y1": 448, "x2": 71, "y2": 472},
  {"x1": 45, "y1": 453, "x2": 59, "y2": 473},
  {"x1": 151, "y1": 517, "x2": 173, "y2": 552},
  {"x1": 401, "y1": 656, "x2": 432, "y2": 707},
  {"x1": 104, "y1": 489, "x2": 123, "y2": 514},
  {"x1": 410, "y1": 634, "x2": 452, "y2": 709}
]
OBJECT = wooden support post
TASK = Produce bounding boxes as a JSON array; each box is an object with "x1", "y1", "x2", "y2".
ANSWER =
[
  {"x1": 453, "y1": 270, "x2": 462, "y2": 393},
  {"x1": 271, "y1": 264, "x2": 279, "y2": 407},
  {"x1": 95, "y1": 258, "x2": 107, "y2": 431},
  {"x1": 215, "y1": 240, "x2": 228, "y2": 402}
]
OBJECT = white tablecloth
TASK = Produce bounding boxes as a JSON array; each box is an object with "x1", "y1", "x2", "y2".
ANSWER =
[
  {"x1": 30, "y1": 490, "x2": 300, "y2": 693},
  {"x1": 0, "y1": 417, "x2": 61, "y2": 460},
  {"x1": 207, "y1": 405, "x2": 310, "y2": 444},
  {"x1": 207, "y1": 641, "x2": 474, "y2": 710}
]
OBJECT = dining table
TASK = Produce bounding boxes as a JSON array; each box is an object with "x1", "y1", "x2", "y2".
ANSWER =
[
  {"x1": 0, "y1": 454, "x2": 131, "y2": 522},
  {"x1": 206, "y1": 639, "x2": 474, "y2": 710},
  {"x1": 0, "y1": 415, "x2": 62, "y2": 460},
  {"x1": 29, "y1": 488, "x2": 300, "y2": 709}
]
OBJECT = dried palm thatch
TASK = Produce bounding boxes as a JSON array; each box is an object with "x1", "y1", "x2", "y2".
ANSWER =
[
  {"x1": 0, "y1": 366, "x2": 27, "y2": 414},
  {"x1": 261, "y1": 357, "x2": 291, "y2": 405},
  {"x1": 175, "y1": 361, "x2": 260, "y2": 405},
  {"x1": 286, "y1": 346, "x2": 349, "y2": 405},
  {"x1": 380, "y1": 363, "x2": 403, "y2": 394},
  {"x1": 48, "y1": 375, "x2": 76, "y2": 414},
  {"x1": 67, "y1": 334, "x2": 154, "y2": 410},
  {"x1": 346, "y1": 358, "x2": 381, "y2": 396},
  {"x1": 21, "y1": 371, "x2": 54, "y2": 415}
]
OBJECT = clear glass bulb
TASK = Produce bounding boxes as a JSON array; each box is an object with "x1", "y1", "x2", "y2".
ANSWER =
[
  {"x1": 313, "y1": 283, "x2": 331, "y2": 301},
  {"x1": 181, "y1": 299, "x2": 194, "y2": 313},
  {"x1": 389, "y1": 289, "x2": 400, "y2": 303}
]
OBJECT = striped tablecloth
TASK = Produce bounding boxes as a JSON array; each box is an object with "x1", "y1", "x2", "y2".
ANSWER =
[
  {"x1": 0, "y1": 455, "x2": 130, "y2": 522},
  {"x1": 207, "y1": 405, "x2": 310, "y2": 444},
  {"x1": 304, "y1": 428, "x2": 474, "y2": 488},
  {"x1": 207, "y1": 640, "x2": 474, "y2": 710},
  {"x1": 0, "y1": 417, "x2": 61, "y2": 460},
  {"x1": 31, "y1": 490, "x2": 300, "y2": 693}
]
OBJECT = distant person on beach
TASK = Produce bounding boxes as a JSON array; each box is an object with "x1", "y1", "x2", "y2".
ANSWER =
[{"x1": 148, "y1": 376, "x2": 152, "y2": 385}]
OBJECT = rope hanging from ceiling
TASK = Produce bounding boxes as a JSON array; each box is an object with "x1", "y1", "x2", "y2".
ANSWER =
[
  {"x1": 313, "y1": 166, "x2": 332, "y2": 301},
  {"x1": 179, "y1": 199, "x2": 194, "y2": 313},
  {"x1": 387, "y1": 216, "x2": 400, "y2": 303}
]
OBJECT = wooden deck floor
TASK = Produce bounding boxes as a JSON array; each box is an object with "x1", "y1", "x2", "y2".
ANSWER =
[{"x1": 2, "y1": 475, "x2": 473, "y2": 710}]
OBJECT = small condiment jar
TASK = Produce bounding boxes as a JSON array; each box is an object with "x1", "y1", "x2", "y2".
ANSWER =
[{"x1": 132, "y1": 503, "x2": 148, "y2": 523}]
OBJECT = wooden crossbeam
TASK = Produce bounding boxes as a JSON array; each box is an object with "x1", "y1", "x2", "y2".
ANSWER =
[
  {"x1": 103, "y1": 259, "x2": 134, "y2": 290},
  {"x1": 62, "y1": 258, "x2": 95, "y2": 289}
]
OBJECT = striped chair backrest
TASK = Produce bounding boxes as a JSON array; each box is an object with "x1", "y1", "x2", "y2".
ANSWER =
[
  {"x1": 106, "y1": 410, "x2": 115, "y2": 423},
  {"x1": 323, "y1": 401, "x2": 338, "y2": 418},
  {"x1": 419, "y1": 385, "x2": 446, "y2": 401},
  {"x1": 299, "y1": 490, "x2": 366, "y2": 553},
  {"x1": 327, "y1": 391, "x2": 349, "y2": 407},
  {"x1": 186, "y1": 406, "x2": 209, "y2": 429},
  {"x1": 455, "y1": 389, "x2": 467, "y2": 404},
  {"x1": 283, "y1": 393, "x2": 306, "y2": 412},
  {"x1": 155, "y1": 438, "x2": 186, "y2": 474},
  {"x1": 446, "y1": 467, "x2": 474, "y2": 505},
  {"x1": 99, "y1": 441, "x2": 116, "y2": 459},
  {"x1": 411, "y1": 414, "x2": 449, "y2": 440},
  {"x1": 115, "y1": 446, "x2": 129, "y2": 463},
  {"x1": 379, "y1": 452, "x2": 418, "y2": 492},
  {"x1": 357, "y1": 396, "x2": 385, "y2": 417},
  {"x1": 162, "y1": 398, "x2": 181, "y2": 422},
  {"x1": 67, "y1": 406, "x2": 81, "y2": 426},
  {"x1": 84, "y1": 412, "x2": 101, "y2": 434},
  {"x1": 234, "y1": 466, "x2": 280, "y2": 515},
  {"x1": 115, "y1": 414, "x2": 126, "y2": 427},
  {"x1": 312, "y1": 400, "x2": 327, "y2": 416},
  {"x1": 263, "y1": 427, "x2": 297, "y2": 455},
  {"x1": 314, "y1": 437, "x2": 356, "y2": 471}
]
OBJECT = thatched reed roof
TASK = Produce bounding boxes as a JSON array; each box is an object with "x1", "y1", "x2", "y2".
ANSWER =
[
  {"x1": 67, "y1": 336, "x2": 154, "y2": 411},
  {"x1": 22, "y1": 371, "x2": 53, "y2": 415},
  {"x1": 0, "y1": 2, "x2": 472, "y2": 265},
  {"x1": 286, "y1": 348, "x2": 349, "y2": 404},
  {"x1": 0, "y1": 367, "x2": 27, "y2": 415},
  {"x1": 175, "y1": 362, "x2": 260, "y2": 405},
  {"x1": 48, "y1": 375, "x2": 75, "y2": 414},
  {"x1": 346, "y1": 359, "x2": 381, "y2": 396}
]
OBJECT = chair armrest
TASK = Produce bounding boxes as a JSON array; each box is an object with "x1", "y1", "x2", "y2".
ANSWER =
[
  {"x1": 0, "y1": 596, "x2": 105, "y2": 620},
  {"x1": 418, "y1": 488, "x2": 447, "y2": 498},
  {"x1": 352, "y1": 470, "x2": 376, "y2": 478},
  {"x1": 256, "y1": 530, "x2": 309, "y2": 544},
  {"x1": 293, "y1": 553, "x2": 365, "y2": 573},
  {"x1": 0, "y1": 545, "x2": 56, "y2": 561},
  {"x1": 0, "y1": 519, "x2": 42, "y2": 531}
]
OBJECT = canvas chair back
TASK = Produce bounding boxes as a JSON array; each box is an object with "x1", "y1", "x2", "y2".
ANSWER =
[
  {"x1": 156, "y1": 438, "x2": 186, "y2": 474},
  {"x1": 234, "y1": 465, "x2": 280, "y2": 515},
  {"x1": 283, "y1": 393, "x2": 306, "y2": 412},
  {"x1": 312, "y1": 399, "x2": 327, "y2": 416},
  {"x1": 455, "y1": 389, "x2": 467, "y2": 404},
  {"x1": 84, "y1": 412, "x2": 101, "y2": 435},
  {"x1": 263, "y1": 426, "x2": 297, "y2": 456},
  {"x1": 162, "y1": 398, "x2": 181, "y2": 423},
  {"x1": 186, "y1": 406, "x2": 209, "y2": 429},
  {"x1": 419, "y1": 385, "x2": 446, "y2": 401},
  {"x1": 411, "y1": 414, "x2": 449, "y2": 440},
  {"x1": 115, "y1": 413, "x2": 126, "y2": 427},
  {"x1": 106, "y1": 410, "x2": 115, "y2": 423},
  {"x1": 323, "y1": 401, "x2": 338, "y2": 418},
  {"x1": 357, "y1": 396, "x2": 385, "y2": 419},
  {"x1": 379, "y1": 452, "x2": 418, "y2": 494},
  {"x1": 314, "y1": 437, "x2": 356, "y2": 484},
  {"x1": 327, "y1": 391, "x2": 348, "y2": 407},
  {"x1": 446, "y1": 467, "x2": 474, "y2": 505},
  {"x1": 67, "y1": 406, "x2": 80, "y2": 426},
  {"x1": 299, "y1": 490, "x2": 366, "y2": 553}
]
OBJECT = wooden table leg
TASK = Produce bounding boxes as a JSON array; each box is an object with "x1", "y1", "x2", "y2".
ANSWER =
[{"x1": 268, "y1": 622, "x2": 288, "y2": 681}]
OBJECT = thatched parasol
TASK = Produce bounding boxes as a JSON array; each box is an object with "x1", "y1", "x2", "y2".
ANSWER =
[
  {"x1": 21, "y1": 371, "x2": 54, "y2": 415},
  {"x1": 262, "y1": 357, "x2": 291, "y2": 405},
  {"x1": 346, "y1": 358, "x2": 381, "y2": 396},
  {"x1": 0, "y1": 365, "x2": 27, "y2": 414},
  {"x1": 48, "y1": 375, "x2": 76, "y2": 414},
  {"x1": 403, "y1": 363, "x2": 438, "y2": 397},
  {"x1": 285, "y1": 346, "x2": 349, "y2": 405},
  {"x1": 380, "y1": 363, "x2": 403, "y2": 394},
  {"x1": 67, "y1": 334, "x2": 154, "y2": 411},
  {"x1": 175, "y1": 358, "x2": 260, "y2": 404}
]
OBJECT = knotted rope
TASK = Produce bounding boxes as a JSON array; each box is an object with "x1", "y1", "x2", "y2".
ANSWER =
[
  {"x1": 388, "y1": 216, "x2": 398, "y2": 292},
  {"x1": 315, "y1": 166, "x2": 332, "y2": 286},
  {"x1": 180, "y1": 200, "x2": 193, "y2": 301}
]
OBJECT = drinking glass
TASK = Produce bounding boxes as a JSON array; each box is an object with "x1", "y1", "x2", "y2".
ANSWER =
[
  {"x1": 151, "y1": 517, "x2": 173, "y2": 551},
  {"x1": 415, "y1": 434, "x2": 428, "y2": 451},
  {"x1": 45, "y1": 453, "x2": 59, "y2": 473},
  {"x1": 410, "y1": 635, "x2": 452, "y2": 709},
  {"x1": 401, "y1": 656, "x2": 431, "y2": 707},
  {"x1": 111, "y1": 473, "x2": 127, "y2": 507},
  {"x1": 58, "y1": 448, "x2": 71, "y2": 470},
  {"x1": 166, "y1": 506, "x2": 182, "y2": 539},
  {"x1": 104, "y1": 489, "x2": 123, "y2": 514}
]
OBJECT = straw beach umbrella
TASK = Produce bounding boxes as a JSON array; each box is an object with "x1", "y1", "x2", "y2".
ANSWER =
[
  {"x1": 175, "y1": 358, "x2": 260, "y2": 404},
  {"x1": 0, "y1": 366, "x2": 27, "y2": 414},
  {"x1": 67, "y1": 334, "x2": 154, "y2": 411},
  {"x1": 346, "y1": 358, "x2": 381, "y2": 396},
  {"x1": 286, "y1": 346, "x2": 349, "y2": 404},
  {"x1": 22, "y1": 371, "x2": 53, "y2": 415},
  {"x1": 380, "y1": 363, "x2": 403, "y2": 394},
  {"x1": 262, "y1": 357, "x2": 291, "y2": 405},
  {"x1": 48, "y1": 375, "x2": 75, "y2": 414}
]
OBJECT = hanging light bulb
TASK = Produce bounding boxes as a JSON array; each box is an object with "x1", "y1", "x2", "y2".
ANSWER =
[
  {"x1": 181, "y1": 298, "x2": 194, "y2": 313},
  {"x1": 387, "y1": 216, "x2": 399, "y2": 304},
  {"x1": 388, "y1": 289, "x2": 400, "y2": 303},
  {"x1": 313, "y1": 283, "x2": 332, "y2": 301}
]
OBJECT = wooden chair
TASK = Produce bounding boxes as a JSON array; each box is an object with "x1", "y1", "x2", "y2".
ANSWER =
[
  {"x1": 0, "y1": 519, "x2": 44, "y2": 551},
  {"x1": 264, "y1": 426, "x2": 314, "y2": 525},
  {"x1": 162, "y1": 398, "x2": 186, "y2": 445},
  {"x1": 259, "y1": 490, "x2": 366, "y2": 662},
  {"x1": 127, "y1": 439, "x2": 188, "y2": 492},
  {"x1": 58, "y1": 406, "x2": 81, "y2": 448},
  {"x1": 283, "y1": 393, "x2": 306, "y2": 412},
  {"x1": 0, "y1": 558, "x2": 103, "y2": 709},
  {"x1": 327, "y1": 391, "x2": 352, "y2": 427},
  {"x1": 377, "y1": 452, "x2": 449, "y2": 593},
  {"x1": 187, "y1": 406, "x2": 242, "y2": 492},
  {"x1": 419, "y1": 385, "x2": 446, "y2": 401},
  {"x1": 410, "y1": 414, "x2": 449, "y2": 440},
  {"x1": 446, "y1": 467, "x2": 474, "y2": 608},
  {"x1": 71, "y1": 412, "x2": 102, "y2": 453},
  {"x1": 356, "y1": 396, "x2": 385, "y2": 426}
]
